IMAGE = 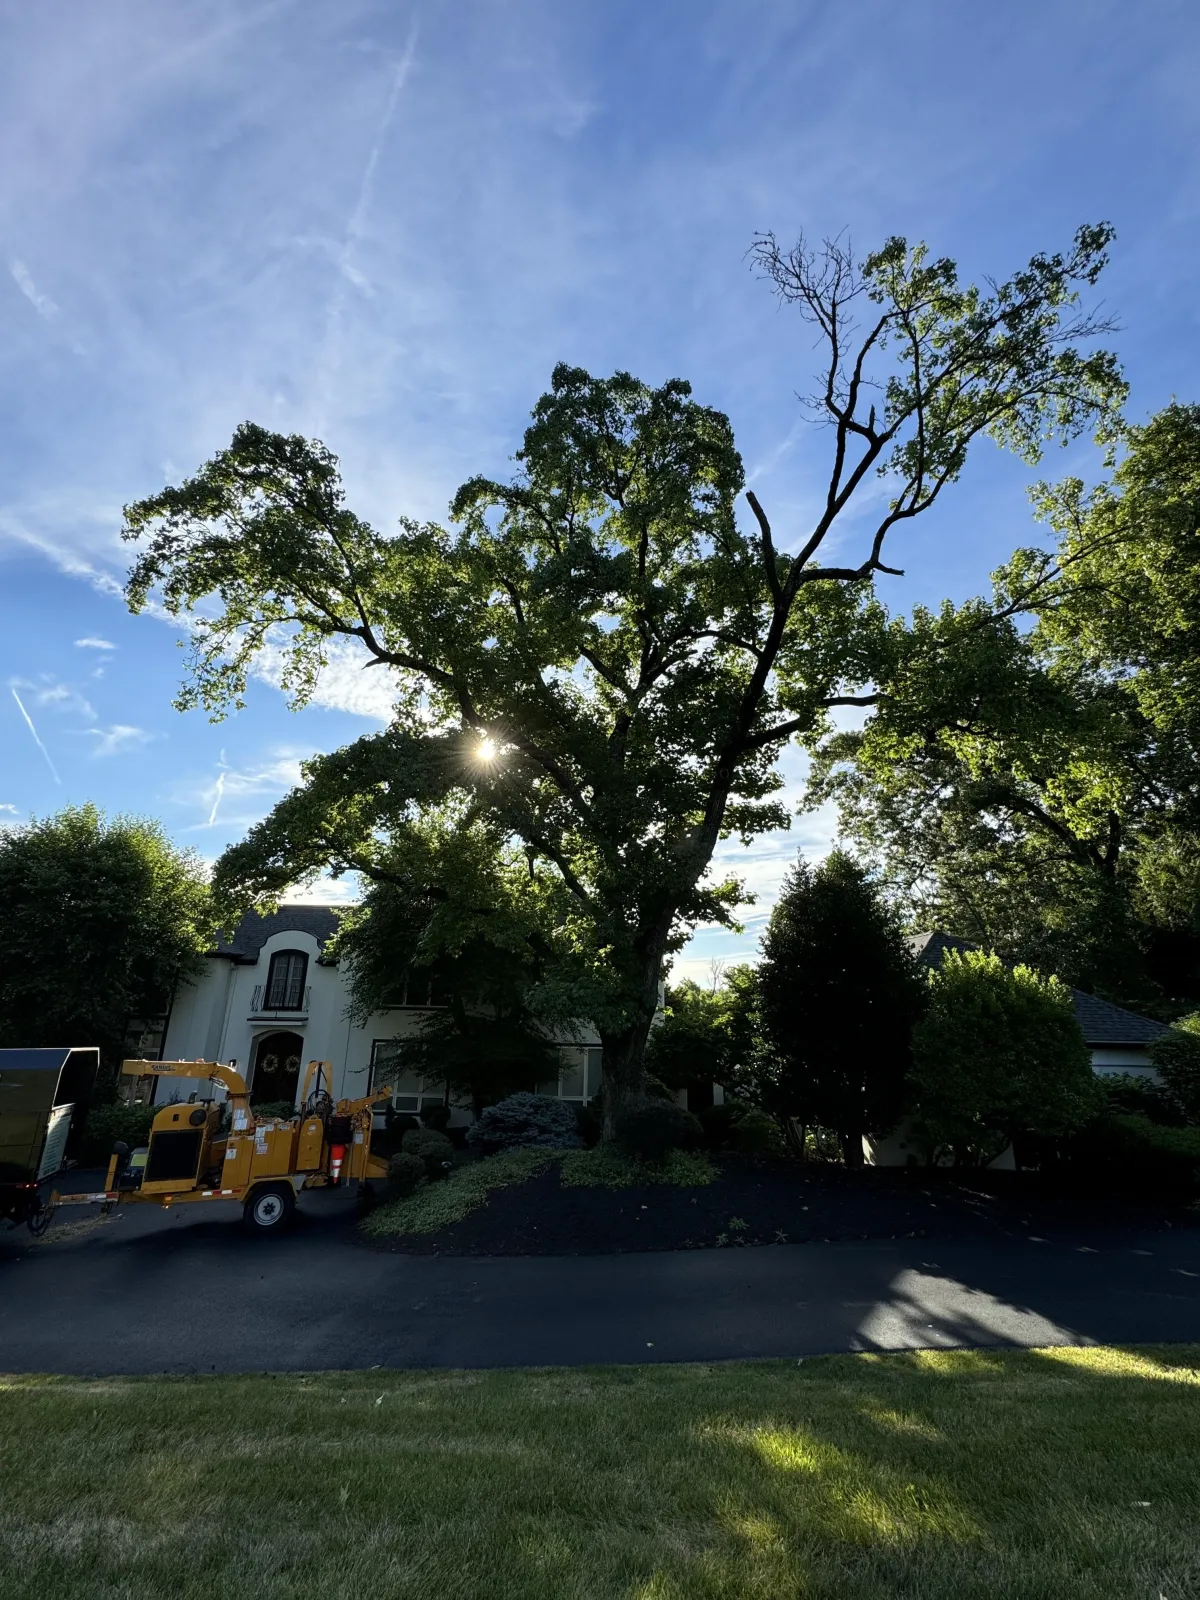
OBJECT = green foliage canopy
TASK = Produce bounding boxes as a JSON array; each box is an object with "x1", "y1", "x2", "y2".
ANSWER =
[
  {"x1": 811, "y1": 403, "x2": 1200, "y2": 1007},
  {"x1": 123, "y1": 226, "x2": 1123, "y2": 1119},
  {"x1": 910, "y1": 949, "x2": 1100, "y2": 1164},
  {"x1": 0, "y1": 805, "x2": 212, "y2": 1079},
  {"x1": 328, "y1": 809, "x2": 567, "y2": 1112},
  {"x1": 644, "y1": 965, "x2": 759, "y2": 1092}
]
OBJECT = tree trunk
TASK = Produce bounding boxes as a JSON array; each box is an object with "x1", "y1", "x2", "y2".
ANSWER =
[
  {"x1": 840, "y1": 1130, "x2": 866, "y2": 1167},
  {"x1": 597, "y1": 938, "x2": 668, "y2": 1140},
  {"x1": 598, "y1": 1028, "x2": 651, "y2": 1139},
  {"x1": 782, "y1": 1117, "x2": 806, "y2": 1159}
]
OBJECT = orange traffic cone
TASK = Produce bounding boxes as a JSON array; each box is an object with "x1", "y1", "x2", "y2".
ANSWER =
[{"x1": 330, "y1": 1144, "x2": 346, "y2": 1185}]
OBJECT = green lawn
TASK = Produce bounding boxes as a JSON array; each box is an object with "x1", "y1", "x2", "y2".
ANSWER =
[
  {"x1": 361, "y1": 1146, "x2": 718, "y2": 1240},
  {"x1": 2, "y1": 1347, "x2": 1198, "y2": 1599}
]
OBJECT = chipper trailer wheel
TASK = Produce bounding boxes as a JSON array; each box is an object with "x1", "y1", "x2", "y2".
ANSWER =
[
  {"x1": 26, "y1": 1194, "x2": 53, "y2": 1238},
  {"x1": 243, "y1": 1183, "x2": 296, "y2": 1235}
]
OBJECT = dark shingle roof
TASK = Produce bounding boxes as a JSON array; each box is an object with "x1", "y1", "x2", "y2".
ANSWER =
[
  {"x1": 211, "y1": 905, "x2": 342, "y2": 964},
  {"x1": 908, "y1": 929, "x2": 1170, "y2": 1048},
  {"x1": 1068, "y1": 991, "x2": 1169, "y2": 1047}
]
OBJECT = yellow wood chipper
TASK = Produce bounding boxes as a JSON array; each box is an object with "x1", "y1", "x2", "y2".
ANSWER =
[{"x1": 48, "y1": 1058, "x2": 392, "y2": 1234}]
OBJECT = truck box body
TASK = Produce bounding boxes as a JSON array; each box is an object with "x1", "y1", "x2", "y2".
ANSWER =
[{"x1": 0, "y1": 1048, "x2": 99, "y2": 1186}]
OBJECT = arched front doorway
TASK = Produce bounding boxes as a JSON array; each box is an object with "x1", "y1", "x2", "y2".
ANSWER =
[{"x1": 250, "y1": 1030, "x2": 304, "y2": 1108}]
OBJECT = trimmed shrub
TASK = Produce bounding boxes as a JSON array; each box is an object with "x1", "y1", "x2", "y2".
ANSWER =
[
  {"x1": 466, "y1": 1093, "x2": 585, "y2": 1155},
  {"x1": 728, "y1": 1108, "x2": 778, "y2": 1154},
  {"x1": 911, "y1": 950, "x2": 1099, "y2": 1165},
  {"x1": 249, "y1": 1100, "x2": 296, "y2": 1121},
  {"x1": 613, "y1": 1101, "x2": 703, "y2": 1163},
  {"x1": 643, "y1": 1075, "x2": 678, "y2": 1103},
  {"x1": 401, "y1": 1127, "x2": 454, "y2": 1179},
  {"x1": 386, "y1": 1151, "x2": 427, "y2": 1198},
  {"x1": 1098, "y1": 1072, "x2": 1184, "y2": 1126},
  {"x1": 1151, "y1": 1019, "x2": 1200, "y2": 1123},
  {"x1": 78, "y1": 1102, "x2": 155, "y2": 1166},
  {"x1": 371, "y1": 1108, "x2": 420, "y2": 1158},
  {"x1": 1063, "y1": 1112, "x2": 1200, "y2": 1194}
]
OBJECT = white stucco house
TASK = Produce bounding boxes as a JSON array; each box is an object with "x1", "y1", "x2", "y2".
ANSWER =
[{"x1": 132, "y1": 904, "x2": 607, "y2": 1124}]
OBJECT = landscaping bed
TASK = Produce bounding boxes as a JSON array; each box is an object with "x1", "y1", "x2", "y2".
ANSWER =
[
  {"x1": 3, "y1": 1347, "x2": 1198, "y2": 1600},
  {"x1": 364, "y1": 1151, "x2": 1198, "y2": 1255}
]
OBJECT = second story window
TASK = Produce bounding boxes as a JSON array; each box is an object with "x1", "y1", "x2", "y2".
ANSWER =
[{"x1": 265, "y1": 949, "x2": 308, "y2": 1010}]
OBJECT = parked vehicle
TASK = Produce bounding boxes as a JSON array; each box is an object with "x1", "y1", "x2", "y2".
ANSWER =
[
  {"x1": 48, "y1": 1056, "x2": 391, "y2": 1233},
  {"x1": 0, "y1": 1047, "x2": 99, "y2": 1234}
]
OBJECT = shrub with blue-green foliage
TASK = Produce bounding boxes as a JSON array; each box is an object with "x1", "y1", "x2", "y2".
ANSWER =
[{"x1": 466, "y1": 1092, "x2": 585, "y2": 1154}]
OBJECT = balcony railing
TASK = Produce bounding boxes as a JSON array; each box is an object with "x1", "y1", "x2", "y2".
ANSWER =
[{"x1": 250, "y1": 983, "x2": 311, "y2": 1017}]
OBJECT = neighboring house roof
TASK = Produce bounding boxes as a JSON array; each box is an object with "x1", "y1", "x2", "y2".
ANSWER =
[
  {"x1": 908, "y1": 930, "x2": 1170, "y2": 1049},
  {"x1": 907, "y1": 931, "x2": 976, "y2": 967},
  {"x1": 211, "y1": 906, "x2": 342, "y2": 964}
]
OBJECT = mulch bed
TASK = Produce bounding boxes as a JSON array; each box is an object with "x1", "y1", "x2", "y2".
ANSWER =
[{"x1": 368, "y1": 1155, "x2": 1199, "y2": 1256}]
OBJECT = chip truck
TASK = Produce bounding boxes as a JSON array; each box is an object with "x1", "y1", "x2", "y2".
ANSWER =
[{"x1": 0, "y1": 1047, "x2": 99, "y2": 1235}]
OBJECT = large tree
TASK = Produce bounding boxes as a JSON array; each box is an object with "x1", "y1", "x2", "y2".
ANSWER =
[
  {"x1": 810, "y1": 403, "x2": 1200, "y2": 1008},
  {"x1": 750, "y1": 850, "x2": 926, "y2": 1162},
  {"x1": 329, "y1": 809, "x2": 568, "y2": 1112},
  {"x1": 123, "y1": 225, "x2": 1124, "y2": 1132},
  {"x1": 0, "y1": 805, "x2": 212, "y2": 1082}
]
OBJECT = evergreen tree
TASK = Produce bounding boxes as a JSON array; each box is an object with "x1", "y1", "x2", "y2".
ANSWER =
[{"x1": 752, "y1": 851, "x2": 925, "y2": 1162}]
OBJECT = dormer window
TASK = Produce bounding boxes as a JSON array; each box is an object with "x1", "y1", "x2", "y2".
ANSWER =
[{"x1": 265, "y1": 950, "x2": 309, "y2": 1010}]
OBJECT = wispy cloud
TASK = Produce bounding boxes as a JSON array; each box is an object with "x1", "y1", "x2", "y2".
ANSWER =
[
  {"x1": 85, "y1": 723, "x2": 157, "y2": 757},
  {"x1": 0, "y1": 519, "x2": 125, "y2": 598},
  {"x1": 172, "y1": 748, "x2": 307, "y2": 833},
  {"x1": 312, "y1": 24, "x2": 419, "y2": 430},
  {"x1": 285, "y1": 871, "x2": 361, "y2": 906},
  {"x1": 0, "y1": 803, "x2": 19, "y2": 815},
  {"x1": 249, "y1": 633, "x2": 401, "y2": 722},
  {"x1": 10, "y1": 676, "x2": 96, "y2": 721},
  {"x1": 10, "y1": 259, "x2": 57, "y2": 319},
  {"x1": 10, "y1": 688, "x2": 61, "y2": 783},
  {"x1": 75, "y1": 636, "x2": 115, "y2": 650}
]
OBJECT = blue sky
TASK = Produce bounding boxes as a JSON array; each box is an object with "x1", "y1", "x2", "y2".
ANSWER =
[{"x1": 2, "y1": 0, "x2": 1199, "y2": 979}]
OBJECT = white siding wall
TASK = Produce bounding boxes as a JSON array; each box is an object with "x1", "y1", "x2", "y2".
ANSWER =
[
  {"x1": 157, "y1": 931, "x2": 605, "y2": 1117},
  {"x1": 1090, "y1": 1047, "x2": 1159, "y2": 1080}
]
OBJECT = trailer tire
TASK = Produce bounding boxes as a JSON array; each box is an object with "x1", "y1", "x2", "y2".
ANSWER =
[{"x1": 243, "y1": 1183, "x2": 295, "y2": 1235}]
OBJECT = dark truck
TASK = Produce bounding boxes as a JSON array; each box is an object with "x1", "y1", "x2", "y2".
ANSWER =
[{"x1": 0, "y1": 1048, "x2": 99, "y2": 1234}]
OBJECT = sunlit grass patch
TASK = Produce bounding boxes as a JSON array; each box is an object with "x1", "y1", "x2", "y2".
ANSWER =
[
  {"x1": 1, "y1": 1346, "x2": 1198, "y2": 1599},
  {"x1": 559, "y1": 1145, "x2": 717, "y2": 1188},
  {"x1": 361, "y1": 1147, "x2": 556, "y2": 1237},
  {"x1": 1037, "y1": 1345, "x2": 1200, "y2": 1383}
]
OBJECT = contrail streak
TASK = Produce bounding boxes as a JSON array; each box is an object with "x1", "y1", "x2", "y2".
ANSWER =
[
  {"x1": 11, "y1": 689, "x2": 61, "y2": 783},
  {"x1": 206, "y1": 748, "x2": 230, "y2": 825},
  {"x1": 312, "y1": 27, "x2": 418, "y2": 431}
]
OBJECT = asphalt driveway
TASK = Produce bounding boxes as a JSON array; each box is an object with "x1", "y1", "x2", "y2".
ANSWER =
[{"x1": 1, "y1": 1182, "x2": 1198, "y2": 1374}]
